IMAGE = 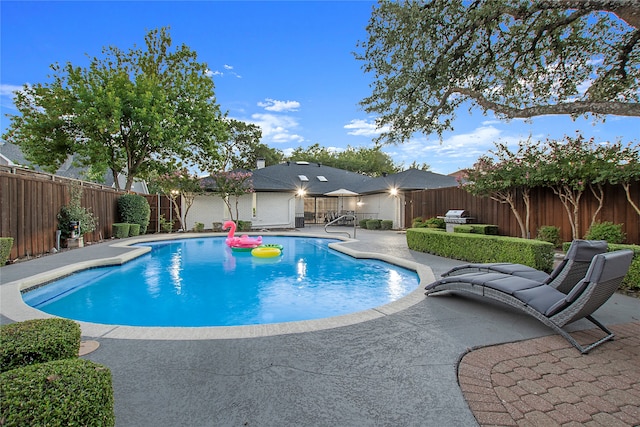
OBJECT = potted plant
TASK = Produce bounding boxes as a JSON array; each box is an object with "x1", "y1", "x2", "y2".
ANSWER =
[{"x1": 57, "y1": 185, "x2": 97, "y2": 248}]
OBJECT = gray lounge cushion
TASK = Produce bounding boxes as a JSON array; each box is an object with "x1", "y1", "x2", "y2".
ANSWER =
[
  {"x1": 432, "y1": 272, "x2": 543, "y2": 295},
  {"x1": 513, "y1": 286, "x2": 568, "y2": 316}
]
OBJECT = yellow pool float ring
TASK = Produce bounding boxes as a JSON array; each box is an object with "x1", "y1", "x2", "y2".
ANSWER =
[{"x1": 251, "y1": 246, "x2": 282, "y2": 258}]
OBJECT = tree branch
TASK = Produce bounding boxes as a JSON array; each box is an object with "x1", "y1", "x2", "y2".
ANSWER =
[{"x1": 447, "y1": 87, "x2": 640, "y2": 117}]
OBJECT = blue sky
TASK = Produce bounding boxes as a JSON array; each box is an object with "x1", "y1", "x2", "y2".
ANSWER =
[{"x1": 1, "y1": 1, "x2": 638, "y2": 175}]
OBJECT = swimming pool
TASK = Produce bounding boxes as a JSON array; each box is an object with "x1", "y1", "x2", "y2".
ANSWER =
[{"x1": 22, "y1": 236, "x2": 420, "y2": 327}]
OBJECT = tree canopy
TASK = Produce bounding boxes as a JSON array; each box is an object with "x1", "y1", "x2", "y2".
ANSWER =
[
  {"x1": 3, "y1": 27, "x2": 227, "y2": 190},
  {"x1": 218, "y1": 118, "x2": 284, "y2": 171},
  {"x1": 356, "y1": 0, "x2": 640, "y2": 142},
  {"x1": 463, "y1": 134, "x2": 640, "y2": 240},
  {"x1": 287, "y1": 143, "x2": 401, "y2": 176}
]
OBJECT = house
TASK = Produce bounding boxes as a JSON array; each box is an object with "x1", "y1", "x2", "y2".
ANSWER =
[
  {"x1": 0, "y1": 142, "x2": 149, "y2": 194},
  {"x1": 191, "y1": 161, "x2": 458, "y2": 230}
]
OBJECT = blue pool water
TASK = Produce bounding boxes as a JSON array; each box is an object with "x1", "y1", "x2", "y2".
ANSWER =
[{"x1": 23, "y1": 236, "x2": 419, "y2": 327}]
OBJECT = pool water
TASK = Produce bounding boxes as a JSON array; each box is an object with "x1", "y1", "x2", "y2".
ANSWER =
[{"x1": 23, "y1": 236, "x2": 420, "y2": 327}]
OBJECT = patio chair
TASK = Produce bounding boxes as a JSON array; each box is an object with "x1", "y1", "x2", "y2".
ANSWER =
[
  {"x1": 425, "y1": 250, "x2": 634, "y2": 354},
  {"x1": 441, "y1": 240, "x2": 608, "y2": 294}
]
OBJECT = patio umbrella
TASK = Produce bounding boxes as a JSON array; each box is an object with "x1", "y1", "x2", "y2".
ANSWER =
[{"x1": 324, "y1": 188, "x2": 359, "y2": 213}]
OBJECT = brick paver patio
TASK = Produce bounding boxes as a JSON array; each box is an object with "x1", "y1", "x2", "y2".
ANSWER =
[{"x1": 459, "y1": 321, "x2": 640, "y2": 426}]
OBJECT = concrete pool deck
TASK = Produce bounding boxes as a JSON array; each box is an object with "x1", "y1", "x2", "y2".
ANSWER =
[{"x1": 1, "y1": 226, "x2": 639, "y2": 426}]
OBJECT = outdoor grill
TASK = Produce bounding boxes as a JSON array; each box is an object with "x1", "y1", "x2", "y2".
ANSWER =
[{"x1": 440, "y1": 209, "x2": 474, "y2": 232}]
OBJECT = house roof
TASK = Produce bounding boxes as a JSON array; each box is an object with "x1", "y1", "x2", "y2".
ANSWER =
[
  {"x1": 0, "y1": 142, "x2": 148, "y2": 193},
  {"x1": 357, "y1": 169, "x2": 459, "y2": 194},
  {"x1": 201, "y1": 161, "x2": 458, "y2": 196}
]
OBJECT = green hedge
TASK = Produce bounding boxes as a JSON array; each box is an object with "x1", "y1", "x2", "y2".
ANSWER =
[
  {"x1": 407, "y1": 228, "x2": 554, "y2": 272},
  {"x1": 0, "y1": 358, "x2": 114, "y2": 427},
  {"x1": 112, "y1": 223, "x2": 130, "y2": 239},
  {"x1": 381, "y1": 220, "x2": 393, "y2": 230},
  {"x1": 453, "y1": 224, "x2": 499, "y2": 235},
  {"x1": 359, "y1": 219, "x2": 370, "y2": 228},
  {"x1": 0, "y1": 319, "x2": 81, "y2": 373},
  {"x1": 128, "y1": 223, "x2": 141, "y2": 237},
  {"x1": 561, "y1": 241, "x2": 640, "y2": 291},
  {"x1": 366, "y1": 219, "x2": 382, "y2": 230},
  {"x1": 237, "y1": 220, "x2": 252, "y2": 231},
  {"x1": 0, "y1": 237, "x2": 13, "y2": 266},
  {"x1": 117, "y1": 194, "x2": 150, "y2": 234}
]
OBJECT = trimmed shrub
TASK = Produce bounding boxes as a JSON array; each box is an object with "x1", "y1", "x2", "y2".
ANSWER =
[
  {"x1": 0, "y1": 237, "x2": 13, "y2": 266},
  {"x1": 238, "y1": 220, "x2": 252, "y2": 231},
  {"x1": 453, "y1": 224, "x2": 498, "y2": 235},
  {"x1": 453, "y1": 225, "x2": 473, "y2": 234},
  {"x1": 128, "y1": 223, "x2": 141, "y2": 237},
  {"x1": 366, "y1": 219, "x2": 382, "y2": 230},
  {"x1": 212, "y1": 222, "x2": 222, "y2": 232},
  {"x1": 359, "y1": 219, "x2": 370, "y2": 229},
  {"x1": 117, "y1": 194, "x2": 150, "y2": 234},
  {"x1": 425, "y1": 217, "x2": 445, "y2": 229},
  {"x1": 381, "y1": 220, "x2": 393, "y2": 230},
  {"x1": 584, "y1": 221, "x2": 626, "y2": 244},
  {"x1": 193, "y1": 222, "x2": 204, "y2": 232},
  {"x1": 112, "y1": 223, "x2": 130, "y2": 239},
  {"x1": 0, "y1": 318, "x2": 81, "y2": 373},
  {"x1": 407, "y1": 228, "x2": 554, "y2": 272},
  {"x1": 0, "y1": 358, "x2": 114, "y2": 426},
  {"x1": 411, "y1": 217, "x2": 424, "y2": 228},
  {"x1": 537, "y1": 225, "x2": 562, "y2": 248}
]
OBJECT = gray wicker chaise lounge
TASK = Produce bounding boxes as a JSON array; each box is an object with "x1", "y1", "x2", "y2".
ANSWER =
[
  {"x1": 441, "y1": 240, "x2": 608, "y2": 294},
  {"x1": 425, "y1": 250, "x2": 634, "y2": 354}
]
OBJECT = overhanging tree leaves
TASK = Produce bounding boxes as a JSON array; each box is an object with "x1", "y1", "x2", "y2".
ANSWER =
[
  {"x1": 3, "y1": 27, "x2": 226, "y2": 190},
  {"x1": 356, "y1": 0, "x2": 640, "y2": 143}
]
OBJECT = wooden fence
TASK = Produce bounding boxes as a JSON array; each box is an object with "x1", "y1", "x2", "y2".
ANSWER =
[
  {"x1": 404, "y1": 182, "x2": 640, "y2": 245},
  {"x1": 0, "y1": 166, "x2": 177, "y2": 261}
]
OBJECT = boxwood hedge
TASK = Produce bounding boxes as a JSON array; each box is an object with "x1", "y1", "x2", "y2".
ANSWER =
[
  {"x1": 407, "y1": 228, "x2": 554, "y2": 272},
  {"x1": 0, "y1": 358, "x2": 114, "y2": 427},
  {"x1": 0, "y1": 318, "x2": 81, "y2": 373}
]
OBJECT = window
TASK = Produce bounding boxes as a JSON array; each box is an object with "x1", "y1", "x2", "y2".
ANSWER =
[
  {"x1": 317, "y1": 176, "x2": 328, "y2": 182},
  {"x1": 298, "y1": 175, "x2": 309, "y2": 181}
]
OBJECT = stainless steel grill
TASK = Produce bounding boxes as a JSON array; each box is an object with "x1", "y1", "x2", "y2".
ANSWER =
[{"x1": 439, "y1": 210, "x2": 474, "y2": 232}]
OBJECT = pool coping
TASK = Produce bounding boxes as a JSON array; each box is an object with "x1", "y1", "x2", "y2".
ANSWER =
[{"x1": 0, "y1": 231, "x2": 435, "y2": 340}]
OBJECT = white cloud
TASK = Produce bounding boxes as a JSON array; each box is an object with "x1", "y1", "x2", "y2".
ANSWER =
[
  {"x1": 209, "y1": 64, "x2": 241, "y2": 79},
  {"x1": 257, "y1": 98, "x2": 301, "y2": 112},
  {"x1": 343, "y1": 118, "x2": 390, "y2": 137},
  {"x1": 250, "y1": 113, "x2": 304, "y2": 143},
  {"x1": 0, "y1": 84, "x2": 24, "y2": 96},
  {"x1": 385, "y1": 125, "x2": 528, "y2": 174}
]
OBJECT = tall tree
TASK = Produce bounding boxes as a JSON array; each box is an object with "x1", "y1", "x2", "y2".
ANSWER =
[
  {"x1": 216, "y1": 118, "x2": 284, "y2": 171},
  {"x1": 288, "y1": 143, "x2": 401, "y2": 176},
  {"x1": 3, "y1": 27, "x2": 226, "y2": 190},
  {"x1": 356, "y1": 0, "x2": 640, "y2": 143}
]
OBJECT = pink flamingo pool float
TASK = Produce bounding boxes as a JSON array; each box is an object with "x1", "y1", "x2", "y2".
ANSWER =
[{"x1": 223, "y1": 220, "x2": 262, "y2": 249}]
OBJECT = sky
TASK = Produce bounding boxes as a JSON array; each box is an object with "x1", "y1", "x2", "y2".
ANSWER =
[{"x1": 1, "y1": 0, "x2": 638, "y2": 176}]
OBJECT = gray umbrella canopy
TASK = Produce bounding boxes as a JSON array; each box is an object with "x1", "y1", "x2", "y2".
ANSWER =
[{"x1": 324, "y1": 188, "x2": 359, "y2": 197}]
